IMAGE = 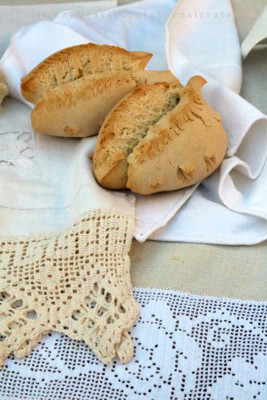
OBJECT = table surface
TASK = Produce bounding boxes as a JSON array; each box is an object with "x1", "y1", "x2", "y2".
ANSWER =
[{"x1": 0, "y1": 0, "x2": 266, "y2": 300}]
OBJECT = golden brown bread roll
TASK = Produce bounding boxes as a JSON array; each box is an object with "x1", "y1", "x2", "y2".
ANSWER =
[
  {"x1": 0, "y1": 70, "x2": 8, "y2": 112},
  {"x1": 31, "y1": 69, "x2": 179, "y2": 138},
  {"x1": 21, "y1": 43, "x2": 152, "y2": 104},
  {"x1": 21, "y1": 43, "x2": 180, "y2": 138},
  {"x1": 93, "y1": 76, "x2": 228, "y2": 194},
  {"x1": 31, "y1": 71, "x2": 138, "y2": 138}
]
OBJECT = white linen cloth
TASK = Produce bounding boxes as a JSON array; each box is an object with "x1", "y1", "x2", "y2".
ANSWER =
[
  {"x1": 241, "y1": 5, "x2": 267, "y2": 60},
  {"x1": 0, "y1": 1, "x2": 117, "y2": 59},
  {"x1": 0, "y1": 97, "x2": 136, "y2": 236},
  {"x1": 0, "y1": 0, "x2": 266, "y2": 244},
  {"x1": 1, "y1": 287, "x2": 267, "y2": 400}
]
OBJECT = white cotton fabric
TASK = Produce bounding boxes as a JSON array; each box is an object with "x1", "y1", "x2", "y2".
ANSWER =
[
  {"x1": 0, "y1": 87, "x2": 192, "y2": 241},
  {"x1": 0, "y1": 0, "x2": 266, "y2": 243},
  {"x1": 0, "y1": 97, "x2": 135, "y2": 236},
  {"x1": 1, "y1": 287, "x2": 267, "y2": 400},
  {"x1": 241, "y1": 5, "x2": 267, "y2": 60}
]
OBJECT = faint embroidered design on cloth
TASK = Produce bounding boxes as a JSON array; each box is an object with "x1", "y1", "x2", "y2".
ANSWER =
[
  {"x1": 0, "y1": 288, "x2": 266, "y2": 400},
  {"x1": 0, "y1": 209, "x2": 138, "y2": 368},
  {"x1": 0, "y1": 131, "x2": 38, "y2": 171}
]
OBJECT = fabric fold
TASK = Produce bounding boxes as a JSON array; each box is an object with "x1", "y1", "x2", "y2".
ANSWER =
[
  {"x1": 165, "y1": 0, "x2": 266, "y2": 243},
  {"x1": 0, "y1": 0, "x2": 266, "y2": 248}
]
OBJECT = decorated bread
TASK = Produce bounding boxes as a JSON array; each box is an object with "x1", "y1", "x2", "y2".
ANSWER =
[
  {"x1": 93, "y1": 76, "x2": 228, "y2": 194},
  {"x1": 21, "y1": 43, "x2": 179, "y2": 138},
  {"x1": 21, "y1": 43, "x2": 152, "y2": 104},
  {"x1": 0, "y1": 70, "x2": 8, "y2": 112},
  {"x1": 30, "y1": 70, "x2": 179, "y2": 138}
]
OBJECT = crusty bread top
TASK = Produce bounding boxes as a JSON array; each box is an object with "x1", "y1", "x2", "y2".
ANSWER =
[
  {"x1": 31, "y1": 71, "x2": 139, "y2": 138},
  {"x1": 132, "y1": 70, "x2": 179, "y2": 86},
  {"x1": 0, "y1": 70, "x2": 8, "y2": 112},
  {"x1": 21, "y1": 43, "x2": 152, "y2": 103},
  {"x1": 129, "y1": 76, "x2": 222, "y2": 164},
  {"x1": 93, "y1": 79, "x2": 183, "y2": 185},
  {"x1": 93, "y1": 76, "x2": 227, "y2": 193},
  {"x1": 32, "y1": 70, "x2": 178, "y2": 114},
  {"x1": 33, "y1": 71, "x2": 136, "y2": 113},
  {"x1": 126, "y1": 77, "x2": 227, "y2": 194}
]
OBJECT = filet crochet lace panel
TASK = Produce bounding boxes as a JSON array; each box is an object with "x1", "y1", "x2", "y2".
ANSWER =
[
  {"x1": 1, "y1": 288, "x2": 266, "y2": 399},
  {"x1": 0, "y1": 209, "x2": 138, "y2": 367}
]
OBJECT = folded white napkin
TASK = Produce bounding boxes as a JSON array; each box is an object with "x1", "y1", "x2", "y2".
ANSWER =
[
  {"x1": 165, "y1": 0, "x2": 267, "y2": 243},
  {"x1": 0, "y1": 0, "x2": 266, "y2": 244},
  {"x1": 241, "y1": 5, "x2": 267, "y2": 60}
]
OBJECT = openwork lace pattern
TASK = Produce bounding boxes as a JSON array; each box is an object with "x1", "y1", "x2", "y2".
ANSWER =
[
  {"x1": 0, "y1": 209, "x2": 138, "y2": 368},
  {"x1": 0, "y1": 288, "x2": 266, "y2": 399}
]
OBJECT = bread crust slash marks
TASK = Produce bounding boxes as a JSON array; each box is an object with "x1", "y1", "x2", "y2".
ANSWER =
[
  {"x1": 0, "y1": 70, "x2": 8, "y2": 112},
  {"x1": 176, "y1": 166, "x2": 195, "y2": 182},
  {"x1": 21, "y1": 43, "x2": 152, "y2": 104},
  {"x1": 93, "y1": 75, "x2": 228, "y2": 195},
  {"x1": 204, "y1": 155, "x2": 216, "y2": 172},
  {"x1": 21, "y1": 43, "x2": 183, "y2": 138},
  {"x1": 134, "y1": 84, "x2": 208, "y2": 164},
  {"x1": 149, "y1": 178, "x2": 163, "y2": 189},
  {"x1": 93, "y1": 80, "x2": 183, "y2": 187},
  {"x1": 31, "y1": 72, "x2": 138, "y2": 138},
  {"x1": 63, "y1": 125, "x2": 78, "y2": 137}
]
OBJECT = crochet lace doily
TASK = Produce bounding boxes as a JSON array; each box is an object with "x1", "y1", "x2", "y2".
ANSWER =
[
  {"x1": 0, "y1": 287, "x2": 266, "y2": 399},
  {"x1": 0, "y1": 209, "x2": 138, "y2": 368}
]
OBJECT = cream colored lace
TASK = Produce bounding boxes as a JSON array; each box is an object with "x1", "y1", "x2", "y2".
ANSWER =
[{"x1": 0, "y1": 209, "x2": 138, "y2": 368}]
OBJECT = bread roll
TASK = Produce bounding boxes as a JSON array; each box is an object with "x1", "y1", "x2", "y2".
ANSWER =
[
  {"x1": 93, "y1": 76, "x2": 228, "y2": 194},
  {"x1": 21, "y1": 43, "x2": 152, "y2": 104},
  {"x1": 21, "y1": 42, "x2": 180, "y2": 138},
  {"x1": 31, "y1": 72, "x2": 137, "y2": 138},
  {"x1": 0, "y1": 70, "x2": 8, "y2": 112},
  {"x1": 30, "y1": 69, "x2": 179, "y2": 138}
]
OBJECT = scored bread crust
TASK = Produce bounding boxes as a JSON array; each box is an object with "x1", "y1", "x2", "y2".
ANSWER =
[
  {"x1": 31, "y1": 70, "x2": 179, "y2": 138},
  {"x1": 93, "y1": 76, "x2": 228, "y2": 194},
  {"x1": 0, "y1": 70, "x2": 8, "y2": 112},
  {"x1": 21, "y1": 43, "x2": 152, "y2": 104},
  {"x1": 31, "y1": 71, "x2": 138, "y2": 138},
  {"x1": 93, "y1": 79, "x2": 183, "y2": 188}
]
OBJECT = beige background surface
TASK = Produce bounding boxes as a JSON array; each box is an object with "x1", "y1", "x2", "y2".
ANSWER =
[{"x1": 0, "y1": 0, "x2": 266, "y2": 300}]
